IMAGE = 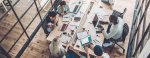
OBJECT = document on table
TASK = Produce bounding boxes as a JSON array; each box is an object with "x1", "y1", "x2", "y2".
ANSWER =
[
  {"x1": 62, "y1": 14, "x2": 71, "y2": 22},
  {"x1": 77, "y1": 31, "x2": 88, "y2": 39},
  {"x1": 60, "y1": 35, "x2": 71, "y2": 44}
]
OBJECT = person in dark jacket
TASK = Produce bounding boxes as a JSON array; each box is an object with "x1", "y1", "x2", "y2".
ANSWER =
[{"x1": 45, "y1": 11, "x2": 57, "y2": 37}]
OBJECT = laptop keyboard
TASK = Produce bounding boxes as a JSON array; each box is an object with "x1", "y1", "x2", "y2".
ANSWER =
[{"x1": 73, "y1": 5, "x2": 79, "y2": 13}]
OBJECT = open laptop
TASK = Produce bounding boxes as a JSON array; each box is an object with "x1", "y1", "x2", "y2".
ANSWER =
[
  {"x1": 92, "y1": 14, "x2": 99, "y2": 27},
  {"x1": 80, "y1": 35, "x2": 92, "y2": 47},
  {"x1": 73, "y1": 5, "x2": 79, "y2": 13}
]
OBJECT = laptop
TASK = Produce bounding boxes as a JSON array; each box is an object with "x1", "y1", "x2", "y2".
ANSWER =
[
  {"x1": 80, "y1": 35, "x2": 92, "y2": 47},
  {"x1": 74, "y1": 17, "x2": 81, "y2": 22},
  {"x1": 73, "y1": 5, "x2": 79, "y2": 13},
  {"x1": 61, "y1": 24, "x2": 68, "y2": 31}
]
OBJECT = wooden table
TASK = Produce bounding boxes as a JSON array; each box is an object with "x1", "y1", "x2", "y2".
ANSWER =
[
  {"x1": 47, "y1": 0, "x2": 92, "y2": 43},
  {"x1": 73, "y1": 1, "x2": 109, "y2": 56}
]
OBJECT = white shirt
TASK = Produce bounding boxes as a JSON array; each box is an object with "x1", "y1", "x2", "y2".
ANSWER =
[
  {"x1": 102, "y1": 53, "x2": 110, "y2": 58},
  {"x1": 102, "y1": 17, "x2": 124, "y2": 39}
]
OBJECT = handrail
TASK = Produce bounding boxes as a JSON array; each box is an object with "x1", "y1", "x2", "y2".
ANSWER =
[
  {"x1": 0, "y1": 0, "x2": 20, "y2": 20},
  {"x1": 15, "y1": 0, "x2": 60, "y2": 57},
  {"x1": 129, "y1": 0, "x2": 150, "y2": 47},
  {"x1": 7, "y1": 0, "x2": 51, "y2": 53},
  {"x1": 0, "y1": 1, "x2": 35, "y2": 44},
  {"x1": 126, "y1": 0, "x2": 150, "y2": 58},
  {"x1": 132, "y1": 23, "x2": 150, "y2": 57}
]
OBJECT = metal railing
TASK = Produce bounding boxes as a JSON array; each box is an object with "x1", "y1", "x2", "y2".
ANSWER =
[
  {"x1": 0, "y1": 0, "x2": 62, "y2": 58},
  {"x1": 126, "y1": 0, "x2": 150, "y2": 58}
]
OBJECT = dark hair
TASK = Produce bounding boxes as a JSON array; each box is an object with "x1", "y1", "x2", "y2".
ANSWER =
[
  {"x1": 88, "y1": 42, "x2": 93, "y2": 48},
  {"x1": 48, "y1": 11, "x2": 57, "y2": 17},
  {"x1": 53, "y1": 38, "x2": 58, "y2": 42},
  {"x1": 60, "y1": 1, "x2": 66, "y2": 6},
  {"x1": 109, "y1": 15, "x2": 118, "y2": 24},
  {"x1": 94, "y1": 45, "x2": 103, "y2": 56}
]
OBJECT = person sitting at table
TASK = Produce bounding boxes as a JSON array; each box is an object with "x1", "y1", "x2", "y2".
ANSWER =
[
  {"x1": 49, "y1": 36, "x2": 84, "y2": 58},
  {"x1": 46, "y1": 11, "x2": 58, "y2": 33},
  {"x1": 49, "y1": 36, "x2": 66, "y2": 58},
  {"x1": 65, "y1": 44, "x2": 85, "y2": 58},
  {"x1": 85, "y1": 43, "x2": 110, "y2": 58},
  {"x1": 56, "y1": 1, "x2": 70, "y2": 16},
  {"x1": 100, "y1": 15, "x2": 124, "y2": 47}
]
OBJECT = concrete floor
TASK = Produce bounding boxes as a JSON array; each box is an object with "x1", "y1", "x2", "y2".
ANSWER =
[{"x1": 1, "y1": 0, "x2": 148, "y2": 58}]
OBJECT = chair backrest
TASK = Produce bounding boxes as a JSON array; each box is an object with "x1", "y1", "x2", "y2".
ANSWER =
[
  {"x1": 112, "y1": 8, "x2": 127, "y2": 18},
  {"x1": 121, "y1": 23, "x2": 129, "y2": 42}
]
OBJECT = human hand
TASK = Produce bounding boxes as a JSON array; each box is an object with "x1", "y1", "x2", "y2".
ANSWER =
[
  {"x1": 85, "y1": 47, "x2": 90, "y2": 54},
  {"x1": 69, "y1": 45, "x2": 74, "y2": 50}
]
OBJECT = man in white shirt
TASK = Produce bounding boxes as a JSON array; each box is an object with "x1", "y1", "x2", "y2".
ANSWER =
[
  {"x1": 102, "y1": 15, "x2": 124, "y2": 39},
  {"x1": 101, "y1": 15, "x2": 124, "y2": 47},
  {"x1": 103, "y1": 15, "x2": 124, "y2": 39}
]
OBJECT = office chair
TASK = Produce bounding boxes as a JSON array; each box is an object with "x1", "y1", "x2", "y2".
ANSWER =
[
  {"x1": 106, "y1": 23, "x2": 129, "y2": 53},
  {"x1": 103, "y1": 8, "x2": 128, "y2": 53},
  {"x1": 112, "y1": 8, "x2": 127, "y2": 18}
]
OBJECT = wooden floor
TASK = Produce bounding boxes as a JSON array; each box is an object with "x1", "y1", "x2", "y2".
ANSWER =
[{"x1": 0, "y1": 0, "x2": 140, "y2": 58}]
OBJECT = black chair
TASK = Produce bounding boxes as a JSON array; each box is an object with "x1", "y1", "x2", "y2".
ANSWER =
[
  {"x1": 101, "y1": 0, "x2": 113, "y2": 5},
  {"x1": 106, "y1": 23, "x2": 129, "y2": 53},
  {"x1": 112, "y1": 8, "x2": 127, "y2": 18}
]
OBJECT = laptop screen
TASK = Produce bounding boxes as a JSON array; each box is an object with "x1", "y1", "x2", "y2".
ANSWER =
[
  {"x1": 92, "y1": 14, "x2": 98, "y2": 27},
  {"x1": 80, "y1": 35, "x2": 92, "y2": 45},
  {"x1": 73, "y1": 5, "x2": 79, "y2": 13}
]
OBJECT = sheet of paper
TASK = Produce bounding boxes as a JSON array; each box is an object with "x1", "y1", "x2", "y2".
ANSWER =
[
  {"x1": 77, "y1": 31, "x2": 88, "y2": 39},
  {"x1": 80, "y1": 36, "x2": 89, "y2": 44},
  {"x1": 60, "y1": 35, "x2": 71, "y2": 44},
  {"x1": 63, "y1": 15, "x2": 71, "y2": 22}
]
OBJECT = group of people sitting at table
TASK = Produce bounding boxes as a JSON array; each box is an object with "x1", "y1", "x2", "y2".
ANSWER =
[
  {"x1": 45, "y1": 1, "x2": 69, "y2": 36},
  {"x1": 49, "y1": 36, "x2": 110, "y2": 58},
  {"x1": 47, "y1": 0, "x2": 125, "y2": 58}
]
